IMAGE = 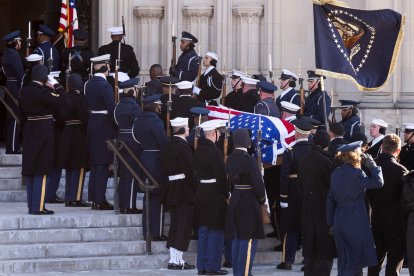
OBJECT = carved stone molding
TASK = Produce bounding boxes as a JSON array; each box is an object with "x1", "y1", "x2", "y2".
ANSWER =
[
  {"x1": 133, "y1": 6, "x2": 164, "y2": 19},
  {"x1": 232, "y1": 6, "x2": 263, "y2": 18},
  {"x1": 182, "y1": 6, "x2": 214, "y2": 18}
]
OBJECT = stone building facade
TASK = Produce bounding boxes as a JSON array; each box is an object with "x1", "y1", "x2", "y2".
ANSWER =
[{"x1": 98, "y1": 0, "x2": 414, "y2": 135}]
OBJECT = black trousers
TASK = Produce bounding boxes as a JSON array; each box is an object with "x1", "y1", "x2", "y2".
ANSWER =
[
  {"x1": 407, "y1": 212, "x2": 414, "y2": 276},
  {"x1": 304, "y1": 256, "x2": 333, "y2": 276},
  {"x1": 167, "y1": 204, "x2": 194, "y2": 252},
  {"x1": 263, "y1": 166, "x2": 281, "y2": 239}
]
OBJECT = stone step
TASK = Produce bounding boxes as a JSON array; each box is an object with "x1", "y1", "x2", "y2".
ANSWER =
[
  {"x1": 0, "y1": 178, "x2": 22, "y2": 191},
  {"x1": 0, "y1": 167, "x2": 22, "y2": 178},
  {"x1": 0, "y1": 154, "x2": 22, "y2": 166}
]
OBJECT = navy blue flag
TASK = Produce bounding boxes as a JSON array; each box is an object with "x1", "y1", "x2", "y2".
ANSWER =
[{"x1": 313, "y1": 1, "x2": 405, "y2": 91}]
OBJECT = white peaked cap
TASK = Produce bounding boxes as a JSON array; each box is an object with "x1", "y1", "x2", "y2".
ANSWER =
[
  {"x1": 206, "y1": 51, "x2": 219, "y2": 61},
  {"x1": 108, "y1": 27, "x2": 123, "y2": 35},
  {"x1": 26, "y1": 54, "x2": 43, "y2": 62},
  {"x1": 176, "y1": 81, "x2": 193, "y2": 90},
  {"x1": 241, "y1": 76, "x2": 259, "y2": 85},
  {"x1": 170, "y1": 117, "x2": 189, "y2": 127},
  {"x1": 200, "y1": 120, "x2": 222, "y2": 131},
  {"x1": 371, "y1": 118, "x2": 388, "y2": 128},
  {"x1": 281, "y1": 101, "x2": 300, "y2": 113},
  {"x1": 209, "y1": 119, "x2": 227, "y2": 128},
  {"x1": 90, "y1": 54, "x2": 110, "y2": 63},
  {"x1": 281, "y1": 69, "x2": 299, "y2": 80},
  {"x1": 403, "y1": 123, "x2": 414, "y2": 130},
  {"x1": 232, "y1": 70, "x2": 247, "y2": 78}
]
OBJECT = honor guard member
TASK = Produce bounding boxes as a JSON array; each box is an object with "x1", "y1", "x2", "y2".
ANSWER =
[
  {"x1": 254, "y1": 81, "x2": 280, "y2": 117},
  {"x1": 161, "y1": 117, "x2": 196, "y2": 270},
  {"x1": 278, "y1": 118, "x2": 313, "y2": 270},
  {"x1": 225, "y1": 128, "x2": 266, "y2": 276},
  {"x1": 328, "y1": 122, "x2": 348, "y2": 156},
  {"x1": 114, "y1": 78, "x2": 143, "y2": 214},
  {"x1": 402, "y1": 170, "x2": 414, "y2": 275},
  {"x1": 187, "y1": 106, "x2": 209, "y2": 148},
  {"x1": 224, "y1": 70, "x2": 246, "y2": 110},
  {"x1": 98, "y1": 27, "x2": 140, "y2": 78},
  {"x1": 194, "y1": 119, "x2": 230, "y2": 275},
  {"x1": 1, "y1": 30, "x2": 24, "y2": 154},
  {"x1": 85, "y1": 54, "x2": 117, "y2": 210},
  {"x1": 339, "y1": 99, "x2": 361, "y2": 141},
  {"x1": 280, "y1": 101, "x2": 300, "y2": 122},
  {"x1": 367, "y1": 118, "x2": 388, "y2": 158},
  {"x1": 19, "y1": 64, "x2": 68, "y2": 215},
  {"x1": 276, "y1": 69, "x2": 300, "y2": 111},
  {"x1": 301, "y1": 116, "x2": 322, "y2": 143},
  {"x1": 304, "y1": 70, "x2": 331, "y2": 125},
  {"x1": 170, "y1": 31, "x2": 199, "y2": 82},
  {"x1": 57, "y1": 73, "x2": 90, "y2": 207},
  {"x1": 236, "y1": 76, "x2": 259, "y2": 113},
  {"x1": 61, "y1": 29, "x2": 95, "y2": 82},
  {"x1": 400, "y1": 123, "x2": 414, "y2": 170},
  {"x1": 132, "y1": 94, "x2": 168, "y2": 240},
  {"x1": 33, "y1": 25, "x2": 60, "y2": 71},
  {"x1": 22, "y1": 54, "x2": 43, "y2": 88},
  {"x1": 171, "y1": 81, "x2": 205, "y2": 127},
  {"x1": 142, "y1": 64, "x2": 163, "y2": 97},
  {"x1": 193, "y1": 51, "x2": 223, "y2": 105}
]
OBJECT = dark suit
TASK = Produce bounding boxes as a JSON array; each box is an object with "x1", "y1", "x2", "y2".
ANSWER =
[{"x1": 98, "y1": 41, "x2": 140, "y2": 78}]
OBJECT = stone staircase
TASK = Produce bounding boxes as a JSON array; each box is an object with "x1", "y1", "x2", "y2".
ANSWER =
[{"x1": 0, "y1": 153, "x2": 286, "y2": 274}]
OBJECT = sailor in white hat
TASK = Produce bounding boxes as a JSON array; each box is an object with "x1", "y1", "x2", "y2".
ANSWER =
[
  {"x1": 235, "y1": 76, "x2": 260, "y2": 113},
  {"x1": 192, "y1": 51, "x2": 223, "y2": 105},
  {"x1": 276, "y1": 69, "x2": 301, "y2": 111},
  {"x1": 98, "y1": 26, "x2": 139, "y2": 78},
  {"x1": 224, "y1": 69, "x2": 247, "y2": 109},
  {"x1": 401, "y1": 123, "x2": 414, "y2": 170},
  {"x1": 367, "y1": 118, "x2": 388, "y2": 158},
  {"x1": 280, "y1": 101, "x2": 300, "y2": 122},
  {"x1": 21, "y1": 54, "x2": 44, "y2": 88}
]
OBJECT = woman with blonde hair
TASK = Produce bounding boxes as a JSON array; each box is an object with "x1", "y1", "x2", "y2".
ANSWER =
[{"x1": 327, "y1": 141, "x2": 384, "y2": 276}]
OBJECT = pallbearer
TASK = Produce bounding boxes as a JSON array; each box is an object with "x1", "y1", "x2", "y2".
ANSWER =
[
  {"x1": 304, "y1": 70, "x2": 331, "y2": 126},
  {"x1": 280, "y1": 101, "x2": 300, "y2": 122},
  {"x1": 276, "y1": 69, "x2": 300, "y2": 111},
  {"x1": 254, "y1": 81, "x2": 280, "y2": 117},
  {"x1": 225, "y1": 70, "x2": 246, "y2": 110},
  {"x1": 85, "y1": 54, "x2": 117, "y2": 210}
]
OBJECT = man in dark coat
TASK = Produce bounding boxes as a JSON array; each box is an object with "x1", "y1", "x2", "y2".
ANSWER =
[
  {"x1": 278, "y1": 118, "x2": 313, "y2": 270},
  {"x1": 298, "y1": 131, "x2": 336, "y2": 276},
  {"x1": 224, "y1": 70, "x2": 246, "y2": 110},
  {"x1": 339, "y1": 99, "x2": 361, "y2": 141},
  {"x1": 57, "y1": 73, "x2": 90, "y2": 207},
  {"x1": 400, "y1": 123, "x2": 414, "y2": 171},
  {"x1": 235, "y1": 76, "x2": 259, "y2": 113},
  {"x1": 19, "y1": 64, "x2": 68, "y2": 215},
  {"x1": 84, "y1": 54, "x2": 117, "y2": 210},
  {"x1": 225, "y1": 128, "x2": 266, "y2": 276},
  {"x1": 160, "y1": 117, "x2": 196, "y2": 270},
  {"x1": 98, "y1": 27, "x2": 140, "y2": 78},
  {"x1": 33, "y1": 24, "x2": 60, "y2": 71},
  {"x1": 276, "y1": 69, "x2": 300, "y2": 112},
  {"x1": 141, "y1": 64, "x2": 163, "y2": 97},
  {"x1": 170, "y1": 31, "x2": 199, "y2": 82},
  {"x1": 193, "y1": 120, "x2": 229, "y2": 275},
  {"x1": 304, "y1": 70, "x2": 331, "y2": 127},
  {"x1": 114, "y1": 78, "x2": 142, "y2": 214},
  {"x1": 402, "y1": 170, "x2": 414, "y2": 275},
  {"x1": 328, "y1": 122, "x2": 348, "y2": 156},
  {"x1": 367, "y1": 134, "x2": 408, "y2": 275},
  {"x1": 193, "y1": 51, "x2": 223, "y2": 105},
  {"x1": 367, "y1": 118, "x2": 388, "y2": 158},
  {"x1": 254, "y1": 81, "x2": 280, "y2": 117},
  {"x1": 2, "y1": 30, "x2": 24, "y2": 154}
]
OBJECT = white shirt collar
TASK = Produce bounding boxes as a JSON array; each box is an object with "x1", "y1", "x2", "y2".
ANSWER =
[
  {"x1": 235, "y1": 147, "x2": 248, "y2": 152},
  {"x1": 295, "y1": 138, "x2": 309, "y2": 143},
  {"x1": 280, "y1": 87, "x2": 293, "y2": 98},
  {"x1": 371, "y1": 134, "x2": 384, "y2": 147},
  {"x1": 94, "y1": 73, "x2": 107, "y2": 80},
  {"x1": 203, "y1": 66, "x2": 214, "y2": 76}
]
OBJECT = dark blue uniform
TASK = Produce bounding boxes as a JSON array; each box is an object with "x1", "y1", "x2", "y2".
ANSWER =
[
  {"x1": 1, "y1": 47, "x2": 24, "y2": 153},
  {"x1": 61, "y1": 45, "x2": 95, "y2": 82},
  {"x1": 114, "y1": 96, "x2": 142, "y2": 210},
  {"x1": 172, "y1": 49, "x2": 199, "y2": 82},
  {"x1": 84, "y1": 74, "x2": 117, "y2": 205},
  {"x1": 276, "y1": 88, "x2": 300, "y2": 112},
  {"x1": 33, "y1": 41, "x2": 60, "y2": 71},
  {"x1": 340, "y1": 114, "x2": 361, "y2": 141},
  {"x1": 279, "y1": 139, "x2": 312, "y2": 266},
  {"x1": 197, "y1": 67, "x2": 223, "y2": 104},
  {"x1": 133, "y1": 111, "x2": 168, "y2": 238},
  {"x1": 20, "y1": 81, "x2": 68, "y2": 213},
  {"x1": 304, "y1": 89, "x2": 331, "y2": 126},
  {"x1": 254, "y1": 98, "x2": 280, "y2": 117},
  {"x1": 98, "y1": 41, "x2": 140, "y2": 78},
  {"x1": 327, "y1": 164, "x2": 383, "y2": 276}
]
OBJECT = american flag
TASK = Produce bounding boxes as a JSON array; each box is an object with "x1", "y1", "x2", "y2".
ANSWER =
[
  {"x1": 206, "y1": 105, "x2": 295, "y2": 165},
  {"x1": 58, "y1": 0, "x2": 78, "y2": 48}
]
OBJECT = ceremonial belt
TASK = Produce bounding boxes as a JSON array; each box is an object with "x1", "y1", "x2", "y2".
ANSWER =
[
  {"x1": 288, "y1": 174, "x2": 298, "y2": 179},
  {"x1": 200, "y1": 179, "x2": 216, "y2": 183},
  {"x1": 234, "y1": 184, "x2": 252, "y2": 190},
  {"x1": 143, "y1": 149, "x2": 160, "y2": 152},
  {"x1": 90, "y1": 110, "x2": 108, "y2": 114},
  {"x1": 27, "y1": 115, "x2": 53, "y2": 121},
  {"x1": 6, "y1": 78, "x2": 18, "y2": 81},
  {"x1": 65, "y1": 120, "x2": 81, "y2": 126},
  {"x1": 168, "y1": 173, "x2": 185, "y2": 181},
  {"x1": 119, "y1": 128, "x2": 132, "y2": 134}
]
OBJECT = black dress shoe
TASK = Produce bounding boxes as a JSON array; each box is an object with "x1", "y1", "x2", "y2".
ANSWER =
[
  {"x1": 205, "y1": 270, "x2": 228, "y2": 275},
  {"x1": 32, "y1": 209, "x2": 54, "y2": 215},
  {"x1": 222, "y1": 262, "x2": 232, "y2": 268},
  {"x1": 120, "y1": 208, "x2": 136, "y2": 214},
  {"x1": 102, "y1": 200, "x2": 114, "y2": 208},
  {"x1": 92, "y1": 202, "x2": 114, "y2": 210},
  {"x1": 168, "y1": 263, "x2": 195, "y2": 270},
  {"x1": 276, "y1": 262, "x2": 292, "y2": 270},
  {"x1": 66, "y1": 201, "x2": 91, "y2": 207},
  {"x1": 46, "y1": 197, "x2": 65, "y2": 204}
]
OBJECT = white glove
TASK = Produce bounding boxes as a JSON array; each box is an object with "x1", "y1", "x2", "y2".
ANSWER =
[
  {"x1": 192, "y1": 86, "x2": 201, "y2": 95},
  {"x1": 280, "y1": 202, "x2": 288, "y2": 208},
  {"x1": 47, "y1": 75, "x2": 58, "y2": 86}
]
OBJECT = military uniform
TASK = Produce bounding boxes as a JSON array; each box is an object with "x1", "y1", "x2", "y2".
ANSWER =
[
  {"x1": 236, "y1": 89, "x2": 259, "y2": 113},
  {"x1": 367, "y1": 135, "x2": 384, "y2": 158},
  {"x1": 171, "y1": 95, "x2": 204, "y2": 127},
  {"x1": 254, "y1": 98, "x2": 279, "y2": 117},
  {"x1": 195, "y1": 66, "x2": 223, "y2": 104},
  {"x1": 341, "y1": 114, "x2": 361, "y2": 141},
  {"x1": 225, "y1": 88, "x2": 242, "y2": 110},
  {"x1": 328, "y1": 136, "x2": 348, "y2": 156},
  {"x1": 304, "y1": 88, "x2": 331, "y2": 125},
  {"x1": 402, "y1": 171, "x2": 414, "y2": 275},
  {"x1": 98, "y1": 42, "x2": 139, "y2": 78},
  {"x1": 33, "y1": 25, "x2": 60, "y2": 71},
  {"x1": 276, "y1": 88, "x2": 300, "y2": 112},
  {"x1": 400, "y1": 124, "x2": 414, "y2": 171},
  {"x1": 61, "y1": 43, "x2": 94, "y2": 82},
  {"x1": 1, "y1": 30, "x2": 24, "y2": 154},
  {"x1": 143, "y1": 79, "x2": 162, "y2": 97}
]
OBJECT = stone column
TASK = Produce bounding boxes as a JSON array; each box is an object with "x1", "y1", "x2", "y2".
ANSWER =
[
  {"x1": 182, "y1": 7, "x2": 214, "y2": 56},
  {"x1": 232, "y1": 6, "x2": 264, "y2": 74},
  {"x1": 133, "y1": 7, "x2": 164, "y2": 74}
]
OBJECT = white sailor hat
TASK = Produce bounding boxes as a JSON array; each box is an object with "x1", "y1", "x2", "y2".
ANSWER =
[
  {"x1": 90, "y1": 54, "x2": 111, "y2": 64},
  {"x1": 371, "y1": 118, "x2": 388, "y2": 128},
  {"x1": 26, "y1": 54, "x2": 43, "y2": 62},
  {"x1": 241, "y1": 76, "x2": 259, "y2": 85},
  {"x1": 403, "y1": 123, "x2": 414, "y2": 131},
  {"x1": 108, "y1": 27, "x2": 123, "y2": 35},
  {"x1": 200, "y1": 120, "x2": 222, "y2": 131},
  {"x1": 170, "y1": 117, "x2": 189, "y2": 127},
  {"x1": 176, "y1": 81, "x2": 193, "y2": 90},
  {"x1": 209, "y1": 119, "x2": 227, "y2": 128},
  {"x1": 49, "y1": 71, "x2": 61, "y2": 78},
  {"x1": 205, "y1": 51, "x2": 219, "y2": 61},
  {"x1": 231, "y1": 70, "x2": 246, "y2": 79},
  {"x1": 281, "y1": 101, "x2": 300, "y2": 113},
  {"x1": 280, "y1": 69, "x2": 298, "y2": 81}
]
